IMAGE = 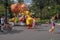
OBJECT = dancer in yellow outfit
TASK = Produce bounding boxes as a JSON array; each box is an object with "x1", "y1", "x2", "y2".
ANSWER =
[
  {"x1": 26, "y1": 15, "x2": 33, "y2": 29},
  {"x1": 26, "y1": 11, "x2": 33, "y2": 29}
]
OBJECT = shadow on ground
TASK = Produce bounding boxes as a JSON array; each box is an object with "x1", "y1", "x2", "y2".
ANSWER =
[
  {"x1": 14, "y1": 25, "x2": 27, "y2": 27},
  {"x1": 0, "y1": 29, "x2": 24, "y2": 35}
]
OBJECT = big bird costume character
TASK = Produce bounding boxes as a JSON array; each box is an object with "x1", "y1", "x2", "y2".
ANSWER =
[{"x1": 26, "y1": 11, "x2": 33, "y2": 29}]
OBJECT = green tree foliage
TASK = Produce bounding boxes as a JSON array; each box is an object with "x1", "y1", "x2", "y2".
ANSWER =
[
  {"x1": 0, "y1": 4, "x2": 5, "y2": 16},
  {"x1": 56, "y1": 0, "x2": 60, "y2": 5},
  {"x1": 30, "y1": 0, "x2": 60, "y2": 19},
  {"x1": 0, "y1": 0, "x2": 23, "y2": 17}
]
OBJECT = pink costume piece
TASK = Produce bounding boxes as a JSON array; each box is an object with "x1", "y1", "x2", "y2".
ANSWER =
[
  {"x1": 32, "y1": 19, "x2": 36, "y2": 27},
  {"x1": 50, "y1": 21, "x2": 55, "y2": 27}
]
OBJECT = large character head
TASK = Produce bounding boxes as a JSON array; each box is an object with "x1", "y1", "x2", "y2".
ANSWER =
[
  {"x1": 11, "y1": 3, "x2": 19, "y2": 14},
  {"x1": 11, "y1": 3, "x2": 28, "y2": 15}
]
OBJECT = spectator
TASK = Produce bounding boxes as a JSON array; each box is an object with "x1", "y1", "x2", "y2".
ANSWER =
[
  {"x1": 0, "y1": 16, "x2": 1, "y2": 31},
  {"x1": 0, "y1": 16, "x2": 5, "y2": 32},
  {"x1": 32, "y1": 17, "x2": 36, "y2": 28}
]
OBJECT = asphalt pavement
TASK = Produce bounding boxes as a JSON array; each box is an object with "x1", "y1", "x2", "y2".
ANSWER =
[{"x1": 0, "y1": 24, "x2": 60, "y2": 40}]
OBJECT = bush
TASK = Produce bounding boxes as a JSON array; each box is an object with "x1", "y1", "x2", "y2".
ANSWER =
[{"x1": 36, "y1": 19, "x2": 49, "y2": 24}]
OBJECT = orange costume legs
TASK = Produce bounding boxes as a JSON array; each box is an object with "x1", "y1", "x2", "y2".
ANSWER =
[{"x1": 27, "y1": 24, "x2": 32, "y2": 29}]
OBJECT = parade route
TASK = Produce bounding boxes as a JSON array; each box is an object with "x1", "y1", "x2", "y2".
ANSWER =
[{"x1": 0, "y1": 24, "x2": 60, "y2": 40}]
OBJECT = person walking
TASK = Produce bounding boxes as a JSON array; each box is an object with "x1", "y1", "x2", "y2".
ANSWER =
[{"x1": 49, "y1": 16, "x2": 55, "y2": 32}]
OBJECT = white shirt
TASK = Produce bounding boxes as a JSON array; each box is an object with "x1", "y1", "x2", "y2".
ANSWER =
[{"x1": 1, "y1": 18, "x2": 4, "y2": 24}]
